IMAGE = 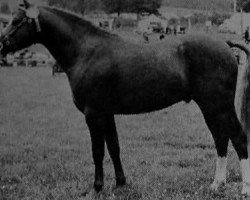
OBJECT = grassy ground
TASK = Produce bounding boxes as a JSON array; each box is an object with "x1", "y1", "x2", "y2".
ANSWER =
[{"x1": 0, "y1": 65, "x2": 246, "y2": 200}]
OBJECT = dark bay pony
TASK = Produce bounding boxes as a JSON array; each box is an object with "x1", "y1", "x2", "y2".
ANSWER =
[{"x1": 1, "y1": 0, "x2": 250, "y2": 195}]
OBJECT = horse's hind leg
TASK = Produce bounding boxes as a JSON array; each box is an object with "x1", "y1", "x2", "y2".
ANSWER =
[
  {"x1": 228, "y1": 115, "x2": 250, "y2": 195},
  {"x1": 104, "y1": 115, "x2": 126, "y2": 187},
  {"x1": 199, "y1": 105, "x2": 250, "y2": 194},
  {"x1": 225, "y1": 111, "x2": 250, "y2": 195},
  {"x1": 200, "y1": 109, "x2": 229, "y2": 190}
]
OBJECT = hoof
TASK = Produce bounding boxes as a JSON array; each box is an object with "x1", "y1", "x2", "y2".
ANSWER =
[
  {"x1": 94, "y1": 181, "x2": 103, "y2": 193},
  {"x1": 241, "y1": 182, "x2": 250, "y2": 196},
  {"x1": 210, "y1": 180, "x2": 226, "y2": 191},
  {"x1": 116, "y1": 177, "x2": 126, "y2": 187}
]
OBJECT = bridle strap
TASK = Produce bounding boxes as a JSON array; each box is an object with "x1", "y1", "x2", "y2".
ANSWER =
[
  {"x1": 2, "y1": 16, "x2": 41, "y2": 48},
  {"x1": 7, "y1": 18, "x2": 28, "y2": 37},
  {"x1": 1, "y1": 17, "x2": 28, "y2": 45},
  {"x1": 34, "y1": 18, "x2": 41, "y2": 32}
]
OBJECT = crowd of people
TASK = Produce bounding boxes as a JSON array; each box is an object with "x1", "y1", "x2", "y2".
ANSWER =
[
  {"x1": 142, "y1": 25, "x2": 186, "y2": 43},
  {"x1": 244, "y1": 26, "x2": 250, "y2": 44}
]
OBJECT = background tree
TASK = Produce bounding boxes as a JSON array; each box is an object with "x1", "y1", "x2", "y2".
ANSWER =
[
  {"x1": 101, "y1": 0, "x2": 125, "y2": 15},
  {"x1": 237, "y1": 0, "x2": 250, "y2": 12},
  {"x1": 102, "y1": 0, "x2": 162, "y2": 15},
  {"x1": 140, "y1": 0, "x2": 162, "y2": 14},
  {"x1": 46, "y1": 0, "x2": 103, "y2": 15}
]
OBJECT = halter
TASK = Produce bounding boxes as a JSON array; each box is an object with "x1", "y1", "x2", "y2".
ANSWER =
[{"x1": 0, "y1": 6, "x2": 41, "y2": 51}]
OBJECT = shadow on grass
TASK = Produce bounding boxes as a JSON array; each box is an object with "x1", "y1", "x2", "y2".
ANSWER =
[{"x1": 82, "y1": 183, "x2": 142, "y2": 200}]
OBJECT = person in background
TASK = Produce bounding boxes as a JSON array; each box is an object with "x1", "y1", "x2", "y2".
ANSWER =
[
  {"x1": 244, "y1": 26, "x2": 250, "y2": 44},
  {"x1": 143, "y1": 32, "x2": 149, "y2": 43}
]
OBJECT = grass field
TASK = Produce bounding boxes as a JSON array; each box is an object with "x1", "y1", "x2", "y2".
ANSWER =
[{"x1": 0, "y1": 64, "x2": 246, "y2": 200}]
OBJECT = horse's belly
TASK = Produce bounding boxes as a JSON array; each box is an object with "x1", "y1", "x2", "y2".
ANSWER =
[
  {"x1": 113, "y1": 83, "x2": 188, "y2": 114},
  {"x1": 74, "y1": 80, "x2": 188, "y2": 114},
  {"x1": 113, "y1": 96, "x2": 182, "y2": 114}
]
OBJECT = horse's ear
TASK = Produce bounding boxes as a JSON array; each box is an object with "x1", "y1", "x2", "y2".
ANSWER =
[{"x1": 23, "y1": 0, "x2": 31, "y2": 9}]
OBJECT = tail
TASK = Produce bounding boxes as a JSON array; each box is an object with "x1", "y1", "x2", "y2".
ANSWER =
[{"x1": 227, "y1": 40, "x2": 250, "y2": 132}]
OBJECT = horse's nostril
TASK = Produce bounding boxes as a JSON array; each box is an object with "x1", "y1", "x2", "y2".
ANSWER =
[{"x1": 5, "y1": 41, "x2": 10, "y2": 46}]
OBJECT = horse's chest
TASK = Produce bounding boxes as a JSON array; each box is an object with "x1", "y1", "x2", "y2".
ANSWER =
[
  {"x1": 68, "y1": 73, "x2": 91, "y2": 112},
  {"x1": 70, "y1": 83, "x2": 87, "y2": 112},
  {"x1": 69, "y1": 73, "x2": 114, "y2": 112}
]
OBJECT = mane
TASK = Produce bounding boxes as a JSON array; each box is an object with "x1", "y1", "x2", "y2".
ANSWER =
[{"x1": 41, "y1": 6, "x2": 119, "y2": 39}]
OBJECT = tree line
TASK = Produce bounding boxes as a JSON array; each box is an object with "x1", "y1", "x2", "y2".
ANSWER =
[
  {"x1": 0, "y1": 0, "x2": 250, "y2": 15},
  {"x1": 45, "y1": 0, "x2": 250, "y2": 14},
  {"x1": 45, "y1": 0, "x2": 162, "y2": 15},
  {"x1": 238, "y1": 0, "x2": 250, "y2": 11},
  {"x1": 0, "y1": 0, "x2": 161, "y2": 16}
]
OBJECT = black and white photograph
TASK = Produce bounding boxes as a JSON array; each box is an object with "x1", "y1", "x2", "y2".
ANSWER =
[{"x1": 0, "y1": 0, "x2": 250, "y2": 199}]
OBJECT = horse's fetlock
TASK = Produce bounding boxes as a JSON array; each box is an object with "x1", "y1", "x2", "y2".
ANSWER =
[
  {"x1": 116, "y1": 176, "x2": 126, "y2": 187},
  {"x1": 94, "y1": 180, "x2": 104, "y2": 192}
]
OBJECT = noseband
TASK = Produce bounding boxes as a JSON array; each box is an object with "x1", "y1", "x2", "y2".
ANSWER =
[{"x1": 0, "y1": 7, "x2": 41, "y2": 50}]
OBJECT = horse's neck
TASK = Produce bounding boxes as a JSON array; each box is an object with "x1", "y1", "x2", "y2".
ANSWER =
[{"x1": 38, "y1": 7, "x2": 112, "y2": 72}]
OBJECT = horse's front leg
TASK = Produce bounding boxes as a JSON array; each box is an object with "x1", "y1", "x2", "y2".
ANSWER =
[
  {"x1": 85, "y1": 109, "x2": 105, "y2": 192},
  {"x1": 104, "y1": 114, "x2": 126, "y2": 187}
]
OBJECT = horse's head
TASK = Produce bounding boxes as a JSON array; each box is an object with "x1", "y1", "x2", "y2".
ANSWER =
[{"x1": 0, "y1": 0, "x2": 41, "y2": 56}]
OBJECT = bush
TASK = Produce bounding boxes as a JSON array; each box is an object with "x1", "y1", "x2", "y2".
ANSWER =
[
  {"x1": 209, "y1": 12, "x2": 231, "y2": 25},
  {"x1": 190, "y1": 13, "x2": 207, "y2": 25}
]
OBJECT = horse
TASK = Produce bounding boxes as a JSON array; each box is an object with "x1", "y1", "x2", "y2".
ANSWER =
[{"x1": 1, "y1": 0, "x2": 250, "y2": 196}]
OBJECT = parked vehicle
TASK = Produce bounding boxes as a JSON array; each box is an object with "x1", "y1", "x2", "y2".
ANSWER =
[{"x1": 149, "y1": 22, "x2": 164, "y2": 33}]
